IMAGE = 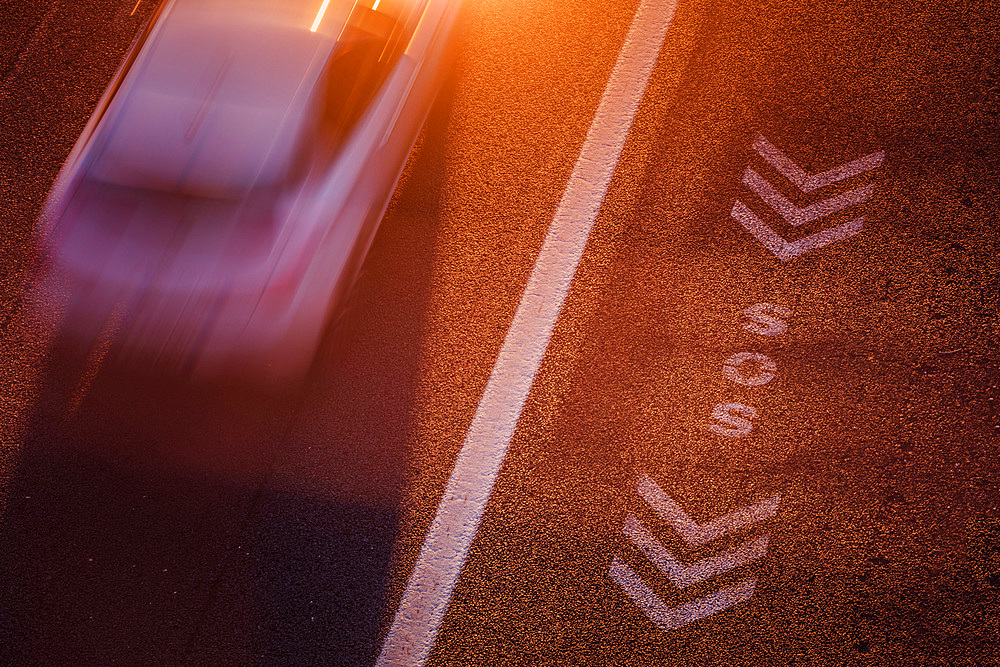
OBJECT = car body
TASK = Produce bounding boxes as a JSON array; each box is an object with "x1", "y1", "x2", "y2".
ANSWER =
[{"x1": 37, "y1": 0, "x2": 459, "y2": 380}]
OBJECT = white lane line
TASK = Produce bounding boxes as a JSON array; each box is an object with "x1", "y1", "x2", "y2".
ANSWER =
[{"x1": 375, "y1": 0, "x2": 680, "y2": 663}]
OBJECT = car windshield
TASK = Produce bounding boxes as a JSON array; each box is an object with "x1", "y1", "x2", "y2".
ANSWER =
[
  {"x1": 83, "y1": 0, "x2": 417, "y2": 202},
  {"x1": 185, "y1": 0, "x2": 353, "y2": 36},
  {"x1": 310, "y1": 2, "x2": 411, "y2": 158}
]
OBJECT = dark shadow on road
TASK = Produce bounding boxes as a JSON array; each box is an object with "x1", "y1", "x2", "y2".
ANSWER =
[{"x1": 0, "y1": 40, "x2": 460, "y2": 667}]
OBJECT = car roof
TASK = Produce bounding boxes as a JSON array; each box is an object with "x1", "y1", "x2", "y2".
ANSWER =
[{"x1": 88, "y1": 1, "x2": 345, "y2": 197}]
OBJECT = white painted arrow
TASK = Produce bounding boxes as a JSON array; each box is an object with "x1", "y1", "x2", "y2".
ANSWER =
[
  {"x1": 637, "y1": 474, "x2": 780, "y2": 547},
  {"x1": 752, "y1": 135, "x2": 885, "y2": 194},
  {"x1": 731, "y1": 199, "x2": 865, "y2": 261},
  {"x1": 732, "y1": 135, "x2": 885, "y2": 260},
  {"x1": 742, "y1": 167, "x2": 875, "y2": 227},
  {"x1": 608, "y1": 557, "x2": 757, "y2": 632},
  {"x1": 623, "y1": 515, "x2": 770, "y2": 589},
  {"x1": 610, "y1": 477, "x2": 780, "y2": 633}
]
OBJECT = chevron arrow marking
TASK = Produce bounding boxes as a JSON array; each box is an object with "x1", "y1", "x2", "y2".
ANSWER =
[
  {"x1": 609, "y1": 556, "x2": 758, "y2": 632},
  {"x1": 637, "y1": 474, "x2": 781, "y2": 547},
  {"x1": 732, "y1": 199, "x2": 865, "y2": 261},
  {"x1": 610, "y1": 477, "x2": 779, "y2": 632},
  {"x1": 623, "y1": 514, "x2": 770, "y2": 589},
  {"x1": 742, "y1": 167, "x2": 875, "y2": 227},
  {"x1": 752, "y1": 134, "x2": 885, "y2": 193}
]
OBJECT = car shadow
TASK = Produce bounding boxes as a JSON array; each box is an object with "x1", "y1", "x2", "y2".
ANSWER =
[{"x1": 0, "y1": 41, "x2": 462, "y2": 667}]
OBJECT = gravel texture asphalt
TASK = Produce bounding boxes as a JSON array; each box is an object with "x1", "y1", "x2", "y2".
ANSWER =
[{"x1": 1, "y1": 0, "x2": 998, "y2": 664}]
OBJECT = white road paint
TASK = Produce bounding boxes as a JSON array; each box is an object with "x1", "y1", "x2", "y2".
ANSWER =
[
  {"x1": 707, "y1": 401, "x2": 758, "y2": 437},
  {"x1": 636, "y1": 474, "x2": 780, "y2": 547},
  {"x1": 741, "y1": 303, "x2": 791, "y2": 337},
  {"x1": 375, "y1": 0, "x2": 680, "y2": 663},
  {"x1": 609, "y1": 558, "x2": 758, "y2": 632},
  {"x1": 310, "y1": 0, "x2": 331, "y2": 32},
  {"x1": 609, "y1": 477, "x2": 778, "y2": 632},
  {"x1": 623, "y1": 515, "x2": 771, "y2": 588},
  {"x1": 752, "y1": 135, "x2": 885, "y2": 194},
  {"x1": 735, "y1": 135, "x2": 885, "y2": 260},
  {"x1": 732, "y1": 200, "x2": 866, "y2": 261},
  {"x1": 742, "y1": 167, "x2": 875, "y2": 227},
  {"x1": 723, "y1": 351, "x2": 776, "y2": 387}
]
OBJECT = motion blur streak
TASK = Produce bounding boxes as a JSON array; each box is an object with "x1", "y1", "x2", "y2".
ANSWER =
[
  {"x1": 311, "y1": 0, "x2": 332, "y2": 31},
  {"x1": 37, "y1": 0, "x2": 458, "y2": 384},
  {"x1": 375, "y1": 0, "x2": 679, "y2": 662}
]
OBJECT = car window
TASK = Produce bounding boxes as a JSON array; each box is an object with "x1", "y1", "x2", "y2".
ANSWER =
[
  {"x1": 312, "y1": 3, "x2": 410, "y2": 153},
  {"x1": 87, "y1": 3, "x2": 340, "y2": 197},
  {"x1": 174, "y1": 0, "x2": 354, "y2": 36}
]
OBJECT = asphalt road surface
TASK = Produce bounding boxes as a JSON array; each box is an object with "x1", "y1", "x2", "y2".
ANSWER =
[{"x1": 1, "y1": 0, "x2": 998, "y2": 665}]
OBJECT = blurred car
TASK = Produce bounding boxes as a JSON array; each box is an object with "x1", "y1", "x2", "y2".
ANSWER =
[{"x1": 37, "y1": 0, "x2": 459, "y2": 380}]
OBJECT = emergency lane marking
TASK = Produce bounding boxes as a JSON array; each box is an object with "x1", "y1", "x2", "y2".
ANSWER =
[
  {"x1": 611, "y1": 476, "x2": 778, "y2": 631},
  {"x1": 742, "y1": 167, "x2": 876, "y2": 227},
  {"x1": 637, "y1": 474, "x2": 781, "y2": 547},
  {"x1": 732, "y1": 200, "x2": 866, "y2": 261},
  {"x1": 734, "y1": 135, "x2": 885, "y2": 260},
  {"x1": 608, "y1": 557, "x2": 758, "y2": 632},
  {"x1": 375, "y1": 0, "x2": 681, "y2": 663},
  {"x1": 752, "y1": 134, "x2": 885, "y2": 194},
  {"x1": 623, "y1": 515, "x2": 770, "y2": 589}
]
